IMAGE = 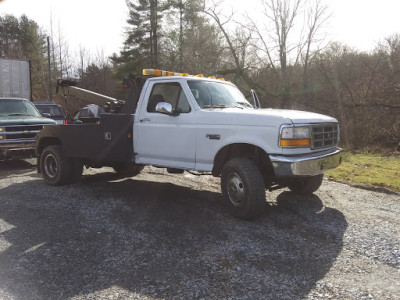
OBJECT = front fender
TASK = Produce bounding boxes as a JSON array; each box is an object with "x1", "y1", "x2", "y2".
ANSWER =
[{"x1": 195, "y1": 125, "x2": 281, "y2": 172}]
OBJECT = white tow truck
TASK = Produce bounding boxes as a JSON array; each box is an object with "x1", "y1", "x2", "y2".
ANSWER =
[{"x1": 35, "y1": 69, "x2": 342, "y2": 219}]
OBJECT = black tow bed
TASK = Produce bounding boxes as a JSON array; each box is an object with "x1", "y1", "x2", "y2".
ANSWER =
[{"x1": 36, "y1": 114, "x2": 134, "y2": 164}]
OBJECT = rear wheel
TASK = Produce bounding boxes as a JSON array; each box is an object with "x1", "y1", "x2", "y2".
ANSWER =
[
  {"x1": 221, "y1": 158, "x2": 266, "y2": 220},
  {"x1": 40, "y1": 145, "x2": 71, "y2": 186},
  {"x1": 288, "y1": 174, "x2": 323, "y2": 194}
]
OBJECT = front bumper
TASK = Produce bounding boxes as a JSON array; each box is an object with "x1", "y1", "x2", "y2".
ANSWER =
[
  {"x1": 0, "y1": 141, "x2": 36, "y2": 160},
  {"x1": 269, "y1": 148, "x2": 342, "y2": 177}
]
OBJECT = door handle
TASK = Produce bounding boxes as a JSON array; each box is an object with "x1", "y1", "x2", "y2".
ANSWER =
[{"x1": 140, "y1": 118, "x2": 150, "y2": 123}]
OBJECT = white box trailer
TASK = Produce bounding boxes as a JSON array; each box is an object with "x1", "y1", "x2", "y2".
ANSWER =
[{"x1": 0, "y1": 58, "x2": 31, "y2": 100}]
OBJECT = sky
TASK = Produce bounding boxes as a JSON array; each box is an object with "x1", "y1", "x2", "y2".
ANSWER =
[
  {"x1": 1, "y1": 0, "x2": 400, "y2": 58},
  {"x1": 0, "y1": 0, "x2": 129, "y2": 57}
]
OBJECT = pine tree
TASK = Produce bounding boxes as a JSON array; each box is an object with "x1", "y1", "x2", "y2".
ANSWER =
[
  {"x1": 117, "y1": 0, "x2": 166, "y2": 73},
  {"x1": 163, "y1": 0, "x2": 204, "y2": 72},
  {"x1": 111, "y1": 0, "x2": 222, "y2": 82},
  {"x1": 160, "y1": 0, "x2": 226, "y2": 74}
]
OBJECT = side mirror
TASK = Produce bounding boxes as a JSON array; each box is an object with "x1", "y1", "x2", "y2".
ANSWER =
[
  {"x1": 250, "y1": 89, "x2": 261, "y2": 109},
  {"x1": 155, "y1": 102, "x2": 179, "y2": 116},
  {"x1": 42, "y1": 113, "x2": 51, "y2": 118}
]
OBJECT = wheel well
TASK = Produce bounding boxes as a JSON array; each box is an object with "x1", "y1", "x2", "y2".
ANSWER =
[
  {"x1": 212, "y1": 143, "x2": 274, "y2": 179},
  {"x1": 37, "y1": 137, "x2": 61, "y2": 156}
]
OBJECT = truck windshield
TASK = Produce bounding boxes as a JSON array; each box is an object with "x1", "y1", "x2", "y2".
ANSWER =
[
  {"x1": 0, "y1": 99, "x2": 42, "y2": 117},
  {"x1": 187, "y1": 80, "x2": 253, "y2": 109}
]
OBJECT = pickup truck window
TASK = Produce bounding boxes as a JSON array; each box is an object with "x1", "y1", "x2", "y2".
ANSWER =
[
  {"x1": 147, "y1": 82, "x2": 191, "y2": 113},
  {"x1": 187, "y1": 80, "x2": 253, "y2": 109},
  {"x1": 36, "y1": 104, "x2": 64, "y2": 117},
  {"x1": 0, "y1": 98, "x2": 41, "y2": 117}
]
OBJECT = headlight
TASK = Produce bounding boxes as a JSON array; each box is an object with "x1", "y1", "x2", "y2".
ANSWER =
[
  {"x1": 280, "y1": 125, "x2": 311, "y2": 147},
  {"x1": 0, "y1": 127, "x2": 4, "y2": 132}
]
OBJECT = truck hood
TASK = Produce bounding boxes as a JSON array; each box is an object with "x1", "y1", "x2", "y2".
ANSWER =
[
  {"x1": 198, "y1": 108, "x2": 338, "y2": 126},
  {"x1": 250, "y1": 108, "x2": 337, "y2": 124},
  {"x1": 0, "y1": 115, "x2": 56, "y2": 126}
]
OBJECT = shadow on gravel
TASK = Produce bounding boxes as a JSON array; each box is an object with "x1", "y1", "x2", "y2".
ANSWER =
[
  {"x1": 0, "y1": 173, "x2": 347, "y2": 299},
  {"x1": 0, "y1": 159, "x2": 36, "y2": 178}
]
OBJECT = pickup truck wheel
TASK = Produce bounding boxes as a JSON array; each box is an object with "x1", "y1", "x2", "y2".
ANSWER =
[
  {"x1": 221, "y1": 158, "x2": 266, "y2": 220},
  {"x1": 40, "y1": 145, "x2": 71, "y2": 186},
  {"x1": 113, "y1": 163, "x2": 144, "y2": 177},
  {"x1": 288, "y1": 174, "x2": 323, "y2": 194}
]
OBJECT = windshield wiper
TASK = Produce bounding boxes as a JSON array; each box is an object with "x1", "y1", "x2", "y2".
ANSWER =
[
  {"x1": 203, "y1": 104, "x2": 230, "y2": 109},
  {"x1": 211, "y1": 104, "x2": 249, "y2": 109},
  {"x1": 230, "y1": 104, "x2": 244, "y2": 109},
  {"x1": 236, "y1": 101, "x2": 253, "y2": 108},
  {"x1": 203, "y1": 104, "x2": 247, "y2": 109},
  {"x1": 7, "y1": 113, "x2": 29, "y2": 116}
]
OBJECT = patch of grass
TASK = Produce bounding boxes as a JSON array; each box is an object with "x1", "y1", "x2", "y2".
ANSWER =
[{"x1": 325, "y1": 151, "x2": 400, "y2": 193}]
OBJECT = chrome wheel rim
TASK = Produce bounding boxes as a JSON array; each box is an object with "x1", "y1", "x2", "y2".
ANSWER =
[
  {"x1": 226, "y1": 172, "x2": 246, "y2": 207},
  {"x1": 44, "y1": 153, "x2": 58, "y2": 179}
]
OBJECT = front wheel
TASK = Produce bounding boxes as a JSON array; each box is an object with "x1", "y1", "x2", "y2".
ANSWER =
[
  {"x1": 288, "y1": 174, "x2": 323, "y2": 194},
  {"x1": 40, "y1": 145, "x2": 71, "y2": 186},
  {"x1": 221, "y1": 158, "x2": 266, "y2": 220}
]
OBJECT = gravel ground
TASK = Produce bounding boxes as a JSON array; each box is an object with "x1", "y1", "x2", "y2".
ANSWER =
[{"x1": 0, "y1": 159, "x2": 399, "y2": 300}]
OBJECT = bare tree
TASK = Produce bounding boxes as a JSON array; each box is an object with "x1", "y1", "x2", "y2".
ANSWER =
[
  {"x1": 315, "y1": 41, "x2": 400, "y2": 150},
  {"x1": 203, "y1": 1, "x2": 242, "y2": 74},
  {"x1": 202, "y1": 0, "x2": 275, "y2": 97},
  {"x1": 315, "y1": 43, "x2": 354, "y2": 148},
  {"x1": 77, "y1": 45, "x2": 91, "y2": 78},
  {"x1": 299, "y1": 0, "x2": 329, "y2": 107},
  {"x1": 250, "y1": 0, "x2": 329, "y2": 108}
]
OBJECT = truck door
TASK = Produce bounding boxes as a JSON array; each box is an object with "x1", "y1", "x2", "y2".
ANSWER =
[{"x1": 134, "y1": 80, "x2": 197, "y2": 169}]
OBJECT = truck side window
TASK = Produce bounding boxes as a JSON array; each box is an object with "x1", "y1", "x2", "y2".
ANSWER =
[{"x1": 147, "y1": 82, "x2": 191, "y2": 113}]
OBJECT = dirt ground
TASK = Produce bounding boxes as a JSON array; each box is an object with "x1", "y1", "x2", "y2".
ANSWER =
[{"x1": 0, "y1": 159, "x2": 399, "y2": 300}]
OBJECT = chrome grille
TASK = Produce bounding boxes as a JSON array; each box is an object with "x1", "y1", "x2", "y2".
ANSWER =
[
  {"x1": 311, "y1": 123, "x2": 339, "y2": 149},
  {"x1": 1, "y1": 124, "x2": 43, "y2": 141}
]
